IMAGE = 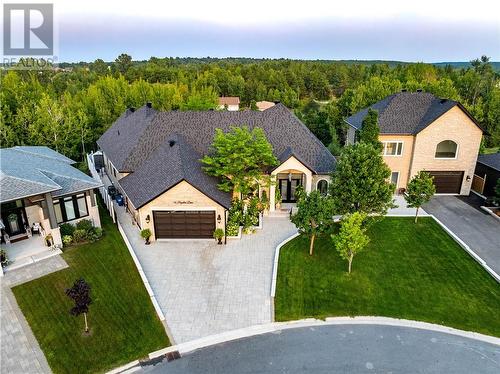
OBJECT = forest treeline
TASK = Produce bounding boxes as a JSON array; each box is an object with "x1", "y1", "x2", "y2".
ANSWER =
[{"x1": 1, "y1": 55, "x2": 498, "y2": 162}]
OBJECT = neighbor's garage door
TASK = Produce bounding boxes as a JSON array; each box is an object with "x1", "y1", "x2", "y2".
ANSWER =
[
  {"x1": 153, "y1": 211, "x2": 215, "y2": 239},
  {"x1": 428, "y1": 171, "x2": 464, "y2": 194}
]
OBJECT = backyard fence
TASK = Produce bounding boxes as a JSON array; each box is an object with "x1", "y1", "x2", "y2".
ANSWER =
[{"x1": 87, "y1": 153, "x2": 115, "y2": 223}]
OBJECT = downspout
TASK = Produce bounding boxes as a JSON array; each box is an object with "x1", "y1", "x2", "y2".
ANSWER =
[{"x1": 224, "y1": 209, "x2": 227, "y2": 245}]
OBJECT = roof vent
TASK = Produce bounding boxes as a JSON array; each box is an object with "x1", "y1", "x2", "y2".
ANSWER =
[
  {"x1": 416, "y1": 89, "x2": 423, "y2": 92},
  {"x1": 401, "y1": 89, "x2": 407, "y2": 92},
  {"x1": 146, "y1": 102, "x2": 152, "y2": 108},
  {"x1": 117, "y1": 130, "x2": 120, "y2": 136},
  {"x1": 169, "y1": 140, "x2": 176, "y2": 147},
  {"x1": 440, "y1": 98, "x2": 448, "y2": 104},
  {"x1": 129, "y1": 107, "x2": 135, "y2": 112}
]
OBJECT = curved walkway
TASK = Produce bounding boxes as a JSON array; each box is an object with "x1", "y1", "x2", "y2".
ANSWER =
[
  {"x1": 117, "y1": 204, "x2": 297, "y2": 344},
  {"x1": 139, "y1": 323, "x2": 500, "y2": 374}
]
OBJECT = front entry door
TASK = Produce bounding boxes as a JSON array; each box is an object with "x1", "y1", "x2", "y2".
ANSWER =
[
  {"x1": 1, "y1": 209, "x2": 26, "y2": 236},
  {"x1": 279, "y1": 178, "x2": 301, "y2": 203}
]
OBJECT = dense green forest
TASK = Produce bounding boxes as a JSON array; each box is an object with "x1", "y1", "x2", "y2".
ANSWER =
[{"x1": 1, "y1": 55, "x2": 499, "y2": 162}]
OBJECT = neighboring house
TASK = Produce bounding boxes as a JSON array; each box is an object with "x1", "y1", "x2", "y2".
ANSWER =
[
  {"x1": 473, "y1": 153, "x2": 500, "y2": 198},
  {"x1": 218, "y1": 97, "x2": 240, "y2": 111},
  {"x1": 345, "y1": 91, "x2": 483, "y2": 195},
  {"x1": 0, "y1": 146, "x2": 102, "y2": 246},
  {"x1": 256, "y1": 101, "x2": 276, "y2": 111},
  {"x1": 97, "y1": 103, "x2": 335, "y2": 240}
]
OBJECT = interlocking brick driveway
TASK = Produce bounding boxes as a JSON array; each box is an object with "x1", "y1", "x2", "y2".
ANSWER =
[{"x1": 116, "y1": 205, "x2": 297, "y2": 344}]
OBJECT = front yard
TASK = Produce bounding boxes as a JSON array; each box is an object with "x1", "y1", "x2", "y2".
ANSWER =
[
  {"x1": 12, "y1": 207, "x2": 170, "y2": 374},
  {"x1": 275, "y1": 217, "x2": 500, "y2": 337}
]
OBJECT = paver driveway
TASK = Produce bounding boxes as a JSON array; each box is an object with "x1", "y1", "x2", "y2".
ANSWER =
[
  {"x1": 423, "y1": 195, "x2": 500, "y2": 275},
  {"x1": 117, "y1": 205, "x2": 297, "y2": 344}
]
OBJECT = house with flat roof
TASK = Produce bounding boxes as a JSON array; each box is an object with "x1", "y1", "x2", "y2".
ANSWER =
[
  {"x1": 345, "y1": 91, "x2": 483, "y2": 195},
  {"x1": 0, "y1": 146, "x2": 102, "y2": 252},
  {"x1": 97, "y1": 103, "x2": 335, "y2": 241}
]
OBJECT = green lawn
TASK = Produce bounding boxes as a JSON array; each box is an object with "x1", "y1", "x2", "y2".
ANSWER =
[
  {"x1": 12, "y1": 207, "x2": 170, "y2": 374},
  {"x1": 275, "y1": 217, "x2": 500, "y2": 337}
]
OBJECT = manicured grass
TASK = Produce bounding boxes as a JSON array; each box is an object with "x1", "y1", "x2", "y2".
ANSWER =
[
  {"x1": 12, "y1": 207, "x2": 169, "y2": 374},
  {"x1": 275, "y1": 217, "x2": 500, "y2": 337}
]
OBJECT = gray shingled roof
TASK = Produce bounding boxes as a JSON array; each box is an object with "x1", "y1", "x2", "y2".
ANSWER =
[
  {"x1": 477, "y1": 153, "x2": 500, "y2": 172},
  {"x1": 0, "y1": 147, "x2": 102, "y2": 203},
  {"x1": 345, "y1": 92, "x2": 480, "y2": 135},
  {"x1": 120, "y1": 134, "x2": 232, "y2": 209},
  {"x1": 98, "y1": 104, "x2": 336, "y2": 208}
]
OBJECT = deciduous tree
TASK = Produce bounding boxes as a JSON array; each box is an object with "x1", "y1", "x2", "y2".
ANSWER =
[
  {"x1": 66, "y1": 278, "x2": 92, "y2": 333},
  {"x1": 405, "y1": 171, "x2": 436, "y2": 223},
  {"x1": 333, "y1": 212, "x2": 369, "y2": 274},
  {"x1": 359, "y1": 108, "x2": 382, "y2": 151},
  {"x1": 291, "y1": 189, "x2": 334, "y2": 255}
]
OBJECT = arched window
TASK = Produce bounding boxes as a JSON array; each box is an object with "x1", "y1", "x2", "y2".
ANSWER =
[
  {"x1": 435, "y1": 140, "x2": 458, "y2": 158},
  {"x1": 317, "y1": 180, "x2": 328, "y2": 196}
]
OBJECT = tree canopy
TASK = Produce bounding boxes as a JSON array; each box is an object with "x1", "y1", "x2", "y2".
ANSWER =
[
  {"x1": 359, "y1": 108, "x2": 382, "y2": 151},
  {"x1": 291, "y1": 188, "x2": 335, "y2": 255},
  {"x1": 330, "y1": 142, "x2": 394, "y2": 215},
  {"x1": 202, "y1": 126, "x2": 278, "y2": 196}
]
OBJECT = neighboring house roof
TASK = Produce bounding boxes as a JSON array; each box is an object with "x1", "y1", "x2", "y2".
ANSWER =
[
  {"x1": 120, "y1": 134, "x2": 232, "y2": 209},
  {"x1": 477, "y1": 153, "x2": 500, "y2": 172},
  {"x1": 218, "y1": 96, "x2": 240, "y2": 106},
  {"x1": 256, "y1": 101, "x2": 276, "y2": 111},
  {"x1": 0, "y1": 147, "x2": 102, "y2": 203},
  {"x1": 98, "y1": 103, "x2": 336, "y2": 208},
  {"x1": 345, "y1": 91, "x2": 483, "y2": 135}
]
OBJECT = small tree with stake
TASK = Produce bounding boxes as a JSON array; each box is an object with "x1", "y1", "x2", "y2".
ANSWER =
[
  {"x1": 66, "y1": 278, "x2": 92, "y2": 333},
  {"x1": 333, "y1": 212, "x2": 369, "y2": 274},
  {"x1": 405, "y1": 171, "x2": 436, "y2": 223}
]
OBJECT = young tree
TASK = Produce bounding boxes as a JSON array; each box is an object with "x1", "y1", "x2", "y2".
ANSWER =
[
  {"x1": 291, "y1": 189, "x2": 334, "y2": 256},
  {"x1": 333, "y1": 212, "x2": 369, "y2": 274},
  {"x1": 330, "y1": 142, "x2": 394, "y2": 215},
  {"x1": 202, "y1": 126, "x2": 278, "y2": 196},
  {"x1": 66, "y1": 278, "x2": 92, "y2": 333},
  {"x1": 405, "y1": 171, "x2": 436, "y2": 223},
  {"x1": 359, "y1": 108, "x2": 382, "y2": 151}
]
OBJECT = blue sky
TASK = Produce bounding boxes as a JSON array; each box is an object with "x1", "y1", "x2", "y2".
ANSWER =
[{"x1": 55, "y1": 0, "x2": 500, "y2": 62}]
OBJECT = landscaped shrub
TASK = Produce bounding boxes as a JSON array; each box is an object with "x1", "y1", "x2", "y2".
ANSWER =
[
  {"x1": 86, "y1": 227, "x2": 103, "y2": 242},
  {"x1": 76, "y1": 219, "x2": 93, "y2": 232},
  {"x1": 60, "y1": 223, "x2": 75, "y2": 237},
  {"x1": 62, "y1": 235, "x2": 73, "y2": 247},
  {"x1": 247, "y1": 196, "x2": 260, "y2": 226},
  {"x1": 226, "y1": 219, "x2": 240, "y2": 236},
  {"x1": 0, "y1": 249, "x2": 8, "y2": 267},
  {"x1": 72, "y1": 229, "x2": 87, "y2": 243}
]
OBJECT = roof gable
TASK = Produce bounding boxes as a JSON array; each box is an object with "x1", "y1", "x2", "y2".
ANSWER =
[{"x1": 345, "y1": 92, "x2": 482, "y2": 135}]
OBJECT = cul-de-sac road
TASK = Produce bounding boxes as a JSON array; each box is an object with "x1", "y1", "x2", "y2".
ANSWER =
[{"x1": 138, "y1": 324, "x2": 500, "y2": 373}]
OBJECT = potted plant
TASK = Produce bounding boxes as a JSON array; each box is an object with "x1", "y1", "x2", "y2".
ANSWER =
[
  {"x1": 140, "y1": 229, "x2": 152, "y2": 245},
  {"x1": 275, "y1": 188, "x2": 282, "y2": 210},
  {"x1": 213, "y1": 228, "x2": 224, "y2": 244},
  {"x1": 0, "y1": 249, "x2": 8, "y2": 268}
]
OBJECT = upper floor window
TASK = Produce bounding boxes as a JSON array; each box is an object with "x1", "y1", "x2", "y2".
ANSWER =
[
  {"x1": 382, "y1": 141, "x2": 403, "y2": 156},
  {"x1": 435, "y1": 140, "x2": 457, "y2": 159},
  {"x1": 317, "y1": 180, "x2": 328, "y2": 196}
]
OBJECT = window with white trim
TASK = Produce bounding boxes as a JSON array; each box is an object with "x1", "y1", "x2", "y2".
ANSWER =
[
  {"x1": 435, "y1": 140, "x2": 457, "y2": 158},
  {"x1": 382, "y1": 141, "x2": 403, "y2": 156},
  {"x1": 390, "y1": 171, "x2": 400, "y2": 187},
  {"x1": 317, "y1": 180, "x2": 328, "y2": 196}
]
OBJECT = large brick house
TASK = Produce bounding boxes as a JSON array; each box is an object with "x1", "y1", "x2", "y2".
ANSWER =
[
  {"x1": 97, "y1": 103, "x2": 335, "y2": 240},
  {"x1": 345, "y1": 91, "x2": 484, "y2": 195}
]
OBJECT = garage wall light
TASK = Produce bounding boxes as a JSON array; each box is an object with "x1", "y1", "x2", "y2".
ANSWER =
[
  {"x1": 466, "y1": 175, "x2": 471, "y2": 182},
  {"x1": 217, "y1": 214, "x2": 222, "y2": 224},
  {"x1": 145, "y1": 214, "x2": 150, "y2": 224}
]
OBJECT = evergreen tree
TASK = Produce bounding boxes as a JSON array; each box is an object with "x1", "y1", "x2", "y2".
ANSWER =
[{"x1": 359, "y1": 108, "x2": 382, "y2": 151}]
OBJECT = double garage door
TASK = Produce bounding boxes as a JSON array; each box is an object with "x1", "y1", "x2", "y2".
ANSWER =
[
  {"x1": 428, "y1": 171, "x2": 464, "y2": 194},
  {"x1": 153, "y1": 210, "x2": 215, "y2": 239}
]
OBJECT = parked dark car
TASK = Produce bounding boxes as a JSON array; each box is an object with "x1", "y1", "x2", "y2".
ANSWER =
[
  {"x1": 115, "y1": 194, "x2": 124, "y2": 206},
  {"x1": 107, "y1": 185, "x2": 117, "y2": 200}
]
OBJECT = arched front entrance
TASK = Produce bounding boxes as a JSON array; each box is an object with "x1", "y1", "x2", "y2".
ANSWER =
[{"x1": 269, "y1": 156, "x2": 313, "y2": 211}]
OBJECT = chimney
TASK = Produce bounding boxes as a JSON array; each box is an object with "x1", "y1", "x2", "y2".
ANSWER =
[{"x1": 146, "y1": 102, "x2": 152, "y2": 108}]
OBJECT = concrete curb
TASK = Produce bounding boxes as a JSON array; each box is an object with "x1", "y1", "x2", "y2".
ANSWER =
[
  {"x1": 117, "y1": 221, "x2": 166, "y2": 322},
  {"x1": 107, "y1": 317, "x2": 500, "y2": 373},
  {"x1": 429, "y1": 214, "x2": 500, "y2": 283},
  {"x1": 270, "y1": 232, "x2": 299, "y2": 298}
]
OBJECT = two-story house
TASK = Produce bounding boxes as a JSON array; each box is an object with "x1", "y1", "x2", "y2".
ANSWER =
[{"x1": 345, "y1": 91, "x2": 484, "y2": 195}]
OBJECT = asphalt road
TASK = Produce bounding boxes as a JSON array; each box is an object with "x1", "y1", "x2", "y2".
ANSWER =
[{"x1": 138, "y1": 324, "x2": 500, "y2": 374}]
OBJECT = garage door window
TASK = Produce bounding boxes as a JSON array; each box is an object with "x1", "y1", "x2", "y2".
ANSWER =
[{"x1": 435, "y1": 140, "x2": 458, "y2": 159}]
